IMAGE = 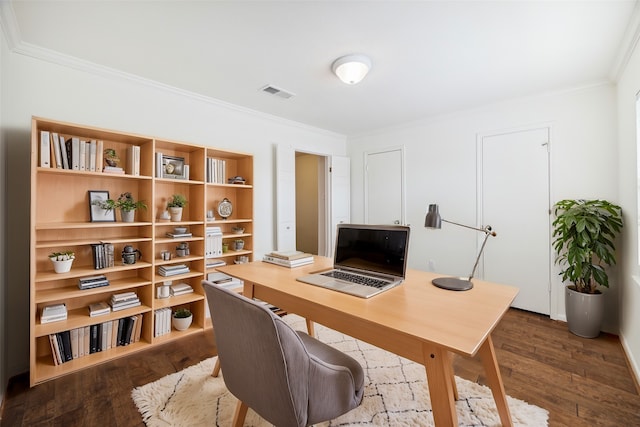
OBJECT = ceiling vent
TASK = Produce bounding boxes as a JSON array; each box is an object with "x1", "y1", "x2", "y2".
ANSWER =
[{"x1": 260, "y1": 85, "x2": 295, "y2": 99}]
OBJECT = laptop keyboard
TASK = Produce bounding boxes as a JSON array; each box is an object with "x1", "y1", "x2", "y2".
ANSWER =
[{"x1": 321, "y1": 270, "x2": 389, "y2": 288}]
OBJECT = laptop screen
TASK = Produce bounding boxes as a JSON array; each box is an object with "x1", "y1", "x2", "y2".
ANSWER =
[{"x1": 334, "y1": 224, "x2": 410, "y2": 278}]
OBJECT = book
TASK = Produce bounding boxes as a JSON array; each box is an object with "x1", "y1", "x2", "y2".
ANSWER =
[
  {"x1": 96, "y1": 140, "x2": 103, "y2": 171},
  {"x1": 70, "y1": 137, "x2": 80, "y2": 170},
  {"x1": 111, "y1": 291, "x2": 137, "y2": 302},
  {"x1": 166, "y1": 232, "x2": 193, "y2": 238},
  {"x1": 89, "y1": 140, "x2": 97, "y2": 171},
  {"x1": 39, "y1": 130, "x2": 51, "y2": 167},
  {"x1": 263, "y1": 255, "x2": 314, "y2": 268},
  {"x1": 103, "y1": 166, "x2": 125, "y2": 174},
  {"x1": 88, "y1": 301, "x2": 111, "y2": 317},
  {"x1": 59, "y1": 134, "x2": 70, "y2": 169},
  {"x1": 51, "y1": 132, "x2": 62, "y2": 169},
  {"x1": 111, "y1": 300, "x2": 141, "y2": 311},
  {"x1": 79, "y1": 139, "x2": 86, "y2": 171}
]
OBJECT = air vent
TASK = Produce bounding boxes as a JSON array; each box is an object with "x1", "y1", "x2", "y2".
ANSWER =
[{"x1": 260, "y1": 85, "x2": 295, "y2": 99}]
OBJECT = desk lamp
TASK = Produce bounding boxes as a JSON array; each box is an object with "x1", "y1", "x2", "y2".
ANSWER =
[{"x1": 424, "y1": 204, "x2": 496, "y2": 291}]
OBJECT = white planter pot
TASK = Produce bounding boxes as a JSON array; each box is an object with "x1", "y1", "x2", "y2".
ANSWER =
[
  {"x1": 120, "y1": 210, "x2": 135, "y2": 222},
  {"x1": 169, "y1": 207, "x2": 183, "y2": 222},
  {"x1": 172, "y1": 314, "x2": 193, "y2": 331},
  {"x1": 51, "y1": 259, "x2": 73, "y2": 274}
]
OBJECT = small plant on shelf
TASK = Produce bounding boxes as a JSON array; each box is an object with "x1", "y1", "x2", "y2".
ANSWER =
[
  {"x1": 104, "y1": 148, "x2": 120, "y2": 167},
  {"x1": 49, "y1": 251, "x2": 75, "y2": 273},
  {"x1": 167, "y1": 194, "x2": 188, "y2": 208},
  {"x1": 116, "y1": 192, "x2": 147, "y2": 212},
  {"x1": 172, "y1": 307, "x2": 193, "y2": 331}
]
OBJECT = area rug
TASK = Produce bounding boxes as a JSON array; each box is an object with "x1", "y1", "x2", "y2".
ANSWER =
[{"x1": 132, "y1": 315, "x2": 548, "y2": 426}]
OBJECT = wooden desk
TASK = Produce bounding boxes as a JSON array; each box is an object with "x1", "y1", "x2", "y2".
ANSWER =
[{"x1": 217, "y1": 257, "x2": 518, "y2": 426}]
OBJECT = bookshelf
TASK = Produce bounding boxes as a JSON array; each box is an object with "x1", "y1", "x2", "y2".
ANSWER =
[{"x1": 30, "y1": 117, "x2": 254, "y2": 386}]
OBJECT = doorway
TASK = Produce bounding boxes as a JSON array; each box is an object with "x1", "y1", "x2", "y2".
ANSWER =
[
  {"x1": 364, "y1": 147, "x2": 406, "y2": 225},
  {"x1": 478, "y1": 125, "x2": 551, "y2": 315}
]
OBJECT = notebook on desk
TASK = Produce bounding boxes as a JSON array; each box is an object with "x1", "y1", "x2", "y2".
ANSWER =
[{"x1": 296, "y1": 223, "x2": 410, "y2": 298}]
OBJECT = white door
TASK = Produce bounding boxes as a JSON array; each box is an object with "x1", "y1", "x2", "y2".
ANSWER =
[
  {"x1": 364, "y1": 147, "x2": 405, "y2": 225},
  {"x1": 276, "y1": 144, "x2": 296, "y2": 251},
  {"x1": 479, "y1": 126, "x2": 550, "y2": 314}
]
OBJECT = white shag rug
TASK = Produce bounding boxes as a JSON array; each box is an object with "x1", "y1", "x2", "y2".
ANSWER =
[{"x1": 132, "y1": 315, "x2": 548, "y2": 426}]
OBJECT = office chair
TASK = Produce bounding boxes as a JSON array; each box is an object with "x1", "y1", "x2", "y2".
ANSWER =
[{"x1": 202, "y1": 280, "x2": 364, "y2": 426}]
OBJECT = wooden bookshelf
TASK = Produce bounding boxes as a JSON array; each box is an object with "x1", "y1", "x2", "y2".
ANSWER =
[{"x1": 29, "y1": 117, "x2": 254, "y2": 386}]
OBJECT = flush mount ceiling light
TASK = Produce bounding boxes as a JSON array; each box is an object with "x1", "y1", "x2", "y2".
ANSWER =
[{"x1": 331, "y1": 54, "x2": 372, "y2": 85}]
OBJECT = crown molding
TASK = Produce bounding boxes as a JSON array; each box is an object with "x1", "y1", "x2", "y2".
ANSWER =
[
  {"x1": 609, "y1": 0, "x2": 640, "y2": 82},
  {"x1": 0, "y1": 1, "x2": 342, "y2": 139}
]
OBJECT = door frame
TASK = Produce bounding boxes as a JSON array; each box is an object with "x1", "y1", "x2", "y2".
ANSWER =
[
  {"x1": 476, "y1": 123, "x2": 556, "y2": 318},
  {"x1": 363, "y1": 146, "x2": 407, "y2": 225}
]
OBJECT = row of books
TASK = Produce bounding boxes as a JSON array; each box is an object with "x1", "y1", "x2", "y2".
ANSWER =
[
  {"x1": 262, "y1": 250, "x2": 314, "y2": 268},
  {"x1": 158, "y1": 264, "x2": 190, "y2": 277},
  {"x1": 78, "y1": 275, "x2": 110, "y2": 290},
  {"x1": 91, "y1": 242, "x2": 115, "y2": 270},
  {"x1": 154, "y1": 307, "x2": 173, "y2": 337},
  {"x1": 48, "y1": 315, "x2": 143, "y2": 365},
  {"x1": 205, "y1": 227, "x2": 224, "y2": 258},
  {"x1": 206, "y1": 157, "x2": 226, "y2": 184},
  {"x1": 39, "y1": 131, "x2": 102, "y2": 172}
]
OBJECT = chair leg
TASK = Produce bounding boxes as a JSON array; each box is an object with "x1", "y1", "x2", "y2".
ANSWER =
[
  {"x1": 232, "y1": 400, "x2": 249, "y2": 427},
  {"x1": 306, "y1": 319, "x2": 315, "y2": 337},
  {"x1": 211, "y1": 357, "x2": 221, "y2": 377}
]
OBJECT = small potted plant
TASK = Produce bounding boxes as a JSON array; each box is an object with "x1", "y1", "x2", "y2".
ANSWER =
[
  {"x1": 115, "y1": 192, "x2": 147, "y2": 222},
  {"x1": 49, "y1": 251, "x2": 75, "y2": 273},
  {"x1": 167, "y1": 194, "x2": 187, "y2": 222},
  {"x1": 233, "y1": 239, "x2": 245, "y2": 251},
  {"x1": 172, "y1": 307, "x2": 193, "y2": 331},
  {"x1": 104, "y1": 148, "x2": 120, "y2": 167},
  {"x1": 552, "y1": 199, "x2": 623, "y2": 338}
]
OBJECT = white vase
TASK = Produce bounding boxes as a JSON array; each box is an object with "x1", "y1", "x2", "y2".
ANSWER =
[
  {"x1": 169, "y1": 207, "x2": 183, "y2": 222},
  {"x1": 120, "y1": 210, "x2": 135, "y2": 222},
  {"x1": 51, "y1": 259, "x2": 73, "y2": 274},
  {"x1": 172, "y1": 314, "x2": 193, "y2": 331}
]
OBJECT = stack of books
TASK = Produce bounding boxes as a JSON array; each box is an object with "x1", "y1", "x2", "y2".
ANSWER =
[
  {"x1": 103, "y1": 165, "x2": 124, "y2": 174},
  {"x1": 110, "y1": 292, "x2": 141, "y2": 311},
  {"x1": 206, "y1": 259, "x2": 226, "y2": 269},
  {"x1": 158, "y1": 264, "x2": 190, "y2": 276},
  {"x1": 166, "y1": 231, "x2": 193, "y2": 238},
  {"x1": 263, "y1": 250, "x2": 314, "y2": 268},
  {"x1": 207, "y1": 272, "x2": 243, "y2": 290},
  {"x1": 78, "y1": 275, "x2": 110, "y2": 290},
  {"x1": 170, "y1": 283, "x2": 194, "y2": 296},
  {"x1": 88, "y1": 301, "x2": 111, "y2": 317},
  {"x1": 41, "y1": 303, "x2": 68, "y2": 324}
]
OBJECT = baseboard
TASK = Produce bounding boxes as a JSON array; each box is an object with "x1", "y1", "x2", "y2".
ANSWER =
[{"x1": 620, "y1": 333, "x2": 640, "y2": 394}]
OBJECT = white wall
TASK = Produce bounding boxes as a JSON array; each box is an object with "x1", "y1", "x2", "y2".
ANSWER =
[
  {"x1": 615, "y1": 38, "x2": 640, "y2": 380},
  {"x1": 2, "y1": 47, "x2": 347, "y2": 378},
  {"x1": 348, "y1": 84, "x2": 619, "y2": 326}
]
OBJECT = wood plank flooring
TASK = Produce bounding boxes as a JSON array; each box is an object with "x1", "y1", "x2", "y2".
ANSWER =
[{"x1": 2, "y1": 308, "x2": 639, "y2": 426}]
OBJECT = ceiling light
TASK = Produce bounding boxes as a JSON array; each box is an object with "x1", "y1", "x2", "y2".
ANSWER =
[{"x1": 331, "y1": 54, "x2": 372, "y2": 85}]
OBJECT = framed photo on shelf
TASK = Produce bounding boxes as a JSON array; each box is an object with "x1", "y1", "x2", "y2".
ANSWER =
[
  {"x1": 88, "y1": 190, "x2": 115, "y2": 222},
  {"x1": 162, "y1": 155, "x2": 185, "y2": 179}
]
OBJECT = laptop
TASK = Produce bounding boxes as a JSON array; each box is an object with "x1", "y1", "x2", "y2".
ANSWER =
[{"x1": 296, "y1": 223, "x2": 410, "y2": 298}]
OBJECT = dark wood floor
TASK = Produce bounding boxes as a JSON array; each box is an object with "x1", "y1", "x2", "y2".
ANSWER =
[{"x1": 2, "y1": 308, "x2": 639, "y2": 426}]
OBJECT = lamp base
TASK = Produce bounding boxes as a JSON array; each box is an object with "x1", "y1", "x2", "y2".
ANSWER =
[{"x1": 432, "y1": 277, "x2": 473, "y2": 291}]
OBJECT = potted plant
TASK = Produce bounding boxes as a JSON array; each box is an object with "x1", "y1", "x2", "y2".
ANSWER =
[
  {"x1": 115, "y1": 192, "x2": 146, "y2": 222},
  {"x1": 552, "y1": 199, "x2": 623, "y2": 338},
  {"x1": 104, "y1": 148, "x2": 120, "y2": 167},
  {"x1": 49, "y1": 251, "x2": 75, "y2": 273},
  {"x1": 167, "y1": 194, "x2": 187, "y2": 222},
  {"x1": 172, "y1": 307, "x2": 193, "y2": 331},
  {"x1": 233, "y1": 239, "x2": 245, "y2": 251}
]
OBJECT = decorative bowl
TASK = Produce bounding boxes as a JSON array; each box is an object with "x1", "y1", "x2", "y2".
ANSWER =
[
  {"x1": 232, "y1": 226, "x2": 245, "y2": 234},
  {"x1": 174, "y1": 227, "x2": 188, "y2": 234}
]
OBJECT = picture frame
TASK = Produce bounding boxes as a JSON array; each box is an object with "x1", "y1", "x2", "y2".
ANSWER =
[
  {"x1": 88, "y1": 190, "x2": 115, "y2": 222},
  {"x1": 162, "y1": 155, "x2": 185, "y2": 179}
]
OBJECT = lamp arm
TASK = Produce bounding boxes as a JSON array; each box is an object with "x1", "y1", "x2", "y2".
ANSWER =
[
  {"x1": 441, "y1": 219, "x2": 497, "y2": 236},
  {"x1": 468, "y1": 229, "x2": 493, "y2": 281}
]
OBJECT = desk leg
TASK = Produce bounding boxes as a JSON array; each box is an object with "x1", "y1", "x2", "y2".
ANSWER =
[
  {"x1": 446, "y1": 351, "x2": 458, "y2": 400},
  {"x1": 423, "y1": 343, "x2": 457, "y2": 426},
  {"x1": 306, "y1": 319, "x2": 315, "y2": 337},
  {"x1": 478, "y1": 335, "x2": 513, "y2": 427},
  {"x1": 243, "y1": 281, "x2": 255, "y2": 299}
]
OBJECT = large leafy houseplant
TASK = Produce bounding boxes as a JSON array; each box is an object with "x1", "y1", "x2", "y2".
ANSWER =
[{"x1": 552, "y1": 199, "x2": 623, "y2": 294}]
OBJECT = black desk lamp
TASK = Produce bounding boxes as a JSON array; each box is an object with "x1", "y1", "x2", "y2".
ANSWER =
[{"x1": 424, "y1": 204, "x2": 496, "y2": 291}]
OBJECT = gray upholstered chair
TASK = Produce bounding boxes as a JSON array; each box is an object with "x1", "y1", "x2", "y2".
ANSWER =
[{"x1": 202, "y1": 280, "x2": 365, "y2": 427}]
